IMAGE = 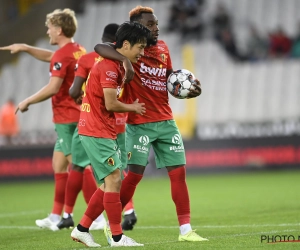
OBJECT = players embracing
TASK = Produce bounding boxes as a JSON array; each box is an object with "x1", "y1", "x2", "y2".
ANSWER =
[{"x1": 94, "y1": 5, "x2": 206, "y2": 244}]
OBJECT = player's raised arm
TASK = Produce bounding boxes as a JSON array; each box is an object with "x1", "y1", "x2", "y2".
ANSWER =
[
  {"x1": 0, "y1": 43, "x2": 53, "y2": 62},
  {"x1": 94, "y1": 43, "x2": 134, "y2": 83}
]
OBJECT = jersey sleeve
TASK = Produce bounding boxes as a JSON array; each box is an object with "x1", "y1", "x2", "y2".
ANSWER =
[
  {"x1": 51, "y1": 51, "x2": 71, "y2": 78},
  {"x1": 75, "y1": 55, "x2": 89, "y2": 78},
  {"x1": 99, "y1": 61, "x2": 119, "y2": 89}
]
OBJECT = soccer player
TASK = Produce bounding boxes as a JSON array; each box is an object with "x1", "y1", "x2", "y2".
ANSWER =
[
  {"x1": 70, "y1": 21, "x2": 150, "y2": 247},
  {"x1": 0, "y1": 9, "x2": 96, "y2": 230},
  {"x1": 94, "y1": 6, "x2": 207, "y2": 243},
  {"x1": 68, "y1": 23, "x2": 138, "y2": 231},
  {"x1": 52, "y1": 24, "x2": 122, "y2": 232}
]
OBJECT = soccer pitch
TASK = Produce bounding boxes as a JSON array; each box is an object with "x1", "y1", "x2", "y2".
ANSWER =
[{"x1": 0, "y1": 170, "x2": 299, "y2": 249}]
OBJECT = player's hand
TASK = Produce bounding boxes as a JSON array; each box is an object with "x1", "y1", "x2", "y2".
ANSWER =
[
  {"x1": 0, "y1": 43, "x2": 26, "y2": 54},
  {"x1": 187, "y1": 78, "x2": 202, "y2": 98},
  {"x1": 75, "y1": 96, "x2": 83, "y2": 105},
  {"x1": 132, "y1": 98, "x2": 146, "y2": 115},
  {"x1": 74, "y1": 91, "x2": 84, "y2": 105},
  {"x1": 122, "y1": 58, "x2": 135, "y2": 83},
  {"x1": 15, "y1": 99, "x2": 30, "y2": 114}
]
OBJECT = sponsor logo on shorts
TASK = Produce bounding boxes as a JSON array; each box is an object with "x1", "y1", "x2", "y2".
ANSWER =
[
  {"x1": 139, "y1": 135, "x2": 149, "y2": 146},
  {"x1": 133, "y1": 145, "x2": 149, "y2": 154},
  {"x1": 108, "y1": 158, "x2": 114, "y2": 166},
  {"x1": 133, "y1": 135, "x2": 150, "y2": 154},
  {"x1": 169, "y1": 145, "x2": 184, "y2": 152},
  {"x1": 106, "y1": 71, "x2": 118, "y2": 78},
  {"x1": 74, "y1": 63, "x2": 78, "y2": 71},
  {"x1": 170, "y1": 134, "x2": 184, "y2": 152},
  {"x1": 172, "y1": 134, "x2": 182, "y2": 144},
  {"x1": 127, "y1": 152, "x2": 132, "y2": 160},
  {"x1": 59, "y1": 138, "x2": 63, "y2": 144}
]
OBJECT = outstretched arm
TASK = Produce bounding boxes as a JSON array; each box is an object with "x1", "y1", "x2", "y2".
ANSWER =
[
  {"x1": 16, "y1": 76, "x2": 63, "y2": 113},
  {"x1": 0, "y1": 43, "x2": 53, "y2": 62},
  {"x1": 94, "y1": 43, "x2": 134, "y2": 83}
]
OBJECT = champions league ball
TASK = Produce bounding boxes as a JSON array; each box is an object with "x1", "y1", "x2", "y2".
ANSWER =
[{"x1": 167, "y1": 69, "x2": 196, "y2": 99}]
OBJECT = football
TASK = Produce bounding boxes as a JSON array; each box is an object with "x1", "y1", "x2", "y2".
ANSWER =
[{"x1": 167, "y1": 69, "x2": 196, "y2": 99}]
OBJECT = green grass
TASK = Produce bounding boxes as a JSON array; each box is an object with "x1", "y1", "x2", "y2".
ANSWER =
[{"x1": 1, "y1": 170, "x2": 300, "y2": 249}]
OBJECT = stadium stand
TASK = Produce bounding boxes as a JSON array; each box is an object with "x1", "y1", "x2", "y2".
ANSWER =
[{"x1": 0, "y1": 0, "x2": 299, "y2": 144}]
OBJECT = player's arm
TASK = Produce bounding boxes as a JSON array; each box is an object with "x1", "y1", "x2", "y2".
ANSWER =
[
  {"x1": 69, "y1": 76, "x2": 85, "y2": 104},
  {"x1": 166, "y1": 69, "x2": 173, "y2": 79},
  {"x1": 0, "y1": 43, "x2": 53, "y2": 62},
  {"x1": 16, "y1": 77, "x2": 63, "y2": 113},
  {"x1": 94, "y1": 43, "x2": 134, "y2": 83},
  {"x1": 103, "y1": 88, "x2": 145, "y2": 115}
]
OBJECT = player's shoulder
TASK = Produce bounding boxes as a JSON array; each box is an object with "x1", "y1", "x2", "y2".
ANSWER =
[
  {"x1": 145, "y1": 40, "x2": 169, "y2": 54},
  {"x1": 94, "y1": 58, "x2": 119, "y2": 71},
  {"x1": 53, "y1": 42, "x2": 85, "y2": 59},
  {"x1": 78, "y1": 51, "x2": 98, "y2": 61},
  {"x1": 71, "y1": 42, "x2": 86, "y2": 52},
  {"x1": 102, "y1": 58, "x2": 119, "y2": 66},
  {"x1": 156, "y1": 40, "x2": 169, "y2": 51}
]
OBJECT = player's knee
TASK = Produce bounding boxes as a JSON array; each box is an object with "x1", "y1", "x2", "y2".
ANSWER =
[
  {"x1": 71, "y1": 164, "x2": 84, "y2": 172},
  {"x1": 166, "y1": 165, "x2": 185, "y2": 172},
  {"x1": 128, "y1": 164, "x2": 145, "y2": 175}
]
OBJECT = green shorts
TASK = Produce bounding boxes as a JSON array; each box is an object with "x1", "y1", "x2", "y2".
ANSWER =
[
  {"x1": 126, "y1": 120, "x2": 186, "y2": 169},
  {"x1": 72, "y1": 127, "x2": 91, "y2": 168},
  {"x1": 54, "y1": 123, "x2": 77, "y2": 156},
  {"x1": 80, "y1": 135, "x2": 123, "y2": 183},
  {"x1": 117, "y1": 132, "x2": 127, "y2": 170}
]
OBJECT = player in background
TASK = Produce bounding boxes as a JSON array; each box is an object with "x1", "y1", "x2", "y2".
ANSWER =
[
  {"x1": 0, "y1": 9, "x2": 96, "y2": 230},
  {"x1": 68, "y1": 23, "x2": 138, "y2": 231},
  {"x1": 70, "y1": 21, "x2": 150, "y2": 247},
  {"x1": 94, "y1": 6, "x2": 207, "y2": 243}
]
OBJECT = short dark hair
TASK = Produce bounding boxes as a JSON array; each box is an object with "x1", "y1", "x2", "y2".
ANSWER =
[
  {"x1": 115, "y1": 21, "x2": 150, "y2": 48},
  {"x1": 102, "y1": 23, "x2": 119, "y2": 43}
]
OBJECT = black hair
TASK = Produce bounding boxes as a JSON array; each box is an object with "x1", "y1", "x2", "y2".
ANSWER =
[
  {"x1": 115, "y1": 21, "x2": 150, "y2": 48},
  {"x1": 102, "y1": 23, "x2": 119, "y2": 43}
]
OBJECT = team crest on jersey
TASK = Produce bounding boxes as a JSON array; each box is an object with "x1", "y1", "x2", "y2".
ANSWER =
[
  {"x1": 160, "y1": 54, "x2": 166, "y2": 62},
  {"x1": 127, "y1": 152, "x2": 132, "y2": 160},
  {"x1": 108, "y1": 158, "x2": 115, "y2": 166},
  {"x1": 53, "y1": 62, "x2": 62, "y2": 70}
]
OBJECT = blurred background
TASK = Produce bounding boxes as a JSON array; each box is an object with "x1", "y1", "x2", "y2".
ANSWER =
[{"x1": 0, "y1": 0, "x2": 300, "y2": 181}]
